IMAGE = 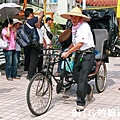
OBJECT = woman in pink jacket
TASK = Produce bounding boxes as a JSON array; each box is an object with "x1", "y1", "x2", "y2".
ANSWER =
[{"x1": 1, "y1": 18, "x2": 20, "y2": 81}]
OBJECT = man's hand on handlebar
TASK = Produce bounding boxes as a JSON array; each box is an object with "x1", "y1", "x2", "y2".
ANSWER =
[{"x1": 61, "y1": 51, "x2": 70, "y2": 58}]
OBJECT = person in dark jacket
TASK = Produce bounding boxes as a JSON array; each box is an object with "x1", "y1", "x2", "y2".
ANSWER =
[{"x1": 24, "y1": 8, "x2": 44, "y2": 80}]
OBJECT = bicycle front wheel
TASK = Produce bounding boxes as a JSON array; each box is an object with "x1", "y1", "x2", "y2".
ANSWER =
[{"x1": 27, "y1": 73, "x2": 52, "y2": 116}]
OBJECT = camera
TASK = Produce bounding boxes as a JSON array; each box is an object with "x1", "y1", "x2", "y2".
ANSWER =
[{"x1": 40, "y1": 20, "x2": 44, "y2": 26}]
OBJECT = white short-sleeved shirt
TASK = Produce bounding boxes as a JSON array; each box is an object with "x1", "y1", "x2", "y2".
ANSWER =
[
  {"x1": 16, "y1": 43, "x2": 21, "y2": 51},
  {"x1": 72, "y1": 22, "x2": 95, "y2": 51},
  {"x1": 41, "y1": 24, "x2": 51, "y2": 45},
  {"x1": 37, "y1": 28, "x2": 43, "y2": 44}
]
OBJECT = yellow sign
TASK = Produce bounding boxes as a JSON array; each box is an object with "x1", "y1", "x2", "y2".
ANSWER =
[{"x1": 117, "y1": 0, "x2": 120, "y2": 18}]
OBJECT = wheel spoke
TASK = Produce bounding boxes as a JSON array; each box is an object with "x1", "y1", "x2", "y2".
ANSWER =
[{"x1": 27, "y1": 73, "x2": 52, "y2": 116}]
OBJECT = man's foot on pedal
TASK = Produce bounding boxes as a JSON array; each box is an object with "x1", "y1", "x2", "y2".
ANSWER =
[{"x1": 56, "y1": 83, "x2": 63, "y2": 94}]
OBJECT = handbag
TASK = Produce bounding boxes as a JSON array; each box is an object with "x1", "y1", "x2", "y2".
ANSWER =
[
  {"x1": 0, "y1": 38, "x2": 9, "y2": 49},
  {"x1": 44, "y1": 25, "x2": 53, "y2": 40},
  {"x1": 61, "y1": 53, "x2": 74, "y2": 73}
]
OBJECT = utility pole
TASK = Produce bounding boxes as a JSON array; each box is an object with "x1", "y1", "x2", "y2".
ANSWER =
[
  {"x1": 82, "y1": 0, "x2": 86, "y2": 10},
  {"x1": 23, "y1": 0, "x2": 27, "y2": 10},
  {"x1": 69, "y1": 0, "x2": 73, "y2": 11},
  {"x1": 43, "y1": 0, "x2": 46, "y2": 23},
  {"x1": 117, "y1": 0, "x2": 120, "y2": 36}
]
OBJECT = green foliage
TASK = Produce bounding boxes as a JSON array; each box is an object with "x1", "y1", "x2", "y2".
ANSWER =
[
  {"x1": 50, "y1": 23, "x2": 62, "y2": 49},
  {"x1": 51, "y1": 23, "x2": 62, "y2": 35}
]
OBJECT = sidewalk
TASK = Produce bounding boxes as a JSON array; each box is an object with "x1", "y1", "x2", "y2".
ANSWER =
[{"x1": 0, "y1": 57, "x2": 120, "y2": 120}]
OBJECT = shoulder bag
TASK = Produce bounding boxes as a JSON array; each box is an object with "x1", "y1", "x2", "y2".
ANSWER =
[{"x1": 44, "y1": 25, "x2": 53, "y2": 40}]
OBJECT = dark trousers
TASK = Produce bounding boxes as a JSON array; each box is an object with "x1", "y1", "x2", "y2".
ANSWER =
[
  {"x1": 37, "y1": 50, "x2": 43, "y2": 72},
  {"x1": 28, "y1": 46, "x2": 39, "y2": 78},
  {"x1": 24, "y1": 46, "x2": 30, "y2": 71},
  {"x1": 73, "y1": 51, "x2": 95, "y2": 106},
  {"x1": 16, "y1": 51, "x2": 20, "y2": 66}
]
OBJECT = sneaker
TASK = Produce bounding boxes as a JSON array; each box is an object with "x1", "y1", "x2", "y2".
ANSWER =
[
  {"x1": 76, "y1": 105, "x2": 85, "y2": 112},
  {"x1": 87, "y1": 84, "x2": 94, "y2": 101},
  {"x1": 7, "y1": 77, "x2": 13, "y2": 81},
  {"x1": 13, "y1": 76, "x2": 21, "y2": 79}
]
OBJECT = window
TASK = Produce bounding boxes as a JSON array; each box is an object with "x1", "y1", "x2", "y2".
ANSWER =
[
  {"x1": 1, "y1": 0, "x2": 19, "y2": 4},
  {"x1": 50, "y1": 0, "x2": 58, "y2": 3}
]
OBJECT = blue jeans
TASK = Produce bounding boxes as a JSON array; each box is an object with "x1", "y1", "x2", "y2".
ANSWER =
[
  {"x1": 3, "y1": 50, "x2": 18, "y2": 78},
  {"x1": 16, "y1": 51, "x2": 20, "y2": 66}
]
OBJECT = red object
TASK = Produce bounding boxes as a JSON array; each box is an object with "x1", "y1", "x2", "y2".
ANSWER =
[{"x1": 86, "y1": 0, "x2": 118, "y2": 6}]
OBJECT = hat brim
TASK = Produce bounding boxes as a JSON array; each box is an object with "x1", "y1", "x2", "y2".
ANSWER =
[
  {"x1": 60, "y1": 12, "x2": 90, "y2": 21},
  {"x1": 58, "y1": 28, "x2": 72, "y2": 42},
  {"x1": 13, "y1": 21, "x2": 22, "y2": 24}
]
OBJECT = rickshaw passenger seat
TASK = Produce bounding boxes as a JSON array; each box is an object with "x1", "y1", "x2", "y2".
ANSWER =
[{"x1": 93, "y1": 29, "x2": 109, "y2": 60}]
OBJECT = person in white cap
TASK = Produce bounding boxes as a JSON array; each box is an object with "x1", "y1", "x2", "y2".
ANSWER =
[
  {"x1": 35, "y1": 21, "x2": 46, "y2": 73},
  {"x1": 12, "y1": 18, "x2": 22, "y2": 79},
  {"x1": 41, "y1": 17, "x2": 53, "y2": 48},
  {"x1": 61, "y1": 7, "x2": 95, "y2": 111}
]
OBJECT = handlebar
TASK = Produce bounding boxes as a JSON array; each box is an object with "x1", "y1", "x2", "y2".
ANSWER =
[
  {"x1": 38, "y1": 48, "x2": 62, "y2": 57},
  {"x1": 39, "y1": 48, "x2": 73, "y2": 60},
  {"x1": 40, "y1": 48, "x2": 61, "y2": 51}
]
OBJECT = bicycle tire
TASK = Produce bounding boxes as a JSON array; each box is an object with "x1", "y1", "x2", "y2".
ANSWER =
[
  {"x1": 27, "y1": 73, "x2": 52, "y2": 116},
  {"x1": 95, "y1": 62, "x2": 107, "y2": 93}
]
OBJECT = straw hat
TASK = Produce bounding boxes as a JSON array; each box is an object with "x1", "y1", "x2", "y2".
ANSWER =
[
  {"x1": 58, "y1": 28, "x2": 71, "y2": 42},
  {"x1": 60, "y1": 7, "x2": 90, "y2": 21}
]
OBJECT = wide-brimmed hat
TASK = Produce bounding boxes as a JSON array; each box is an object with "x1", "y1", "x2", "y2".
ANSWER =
[{"x1": 60, "y1": 7, "x2": 90, "y2": 21}]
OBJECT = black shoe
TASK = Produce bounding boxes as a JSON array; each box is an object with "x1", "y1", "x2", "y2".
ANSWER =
[
  {"x1": 17, "y1": 75, "x2": 21, "y2": 77},
  {"x1": 7, "y1": 77, "x2": 13, "y2": 81},
  {"x1": 26, "y1": 75, "x2": 32, "y2": 80}
]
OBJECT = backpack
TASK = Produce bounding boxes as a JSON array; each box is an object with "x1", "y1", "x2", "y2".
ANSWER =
[{"x1": 16, "y1": 22, "x2": 34, "y2": 48}]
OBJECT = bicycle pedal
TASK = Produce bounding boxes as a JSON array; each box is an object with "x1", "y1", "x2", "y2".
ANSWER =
[{"x1": 62, "y1": 95, "x2": 69, "y2": 99}]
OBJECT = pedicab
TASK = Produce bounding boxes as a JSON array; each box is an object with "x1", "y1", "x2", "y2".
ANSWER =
[{"x1": 26, "y1": 8, "x2": 119, "y2": 116}]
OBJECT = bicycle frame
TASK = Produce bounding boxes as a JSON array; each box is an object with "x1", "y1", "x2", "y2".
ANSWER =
[{"x1": 41, "y1": 48, "x2": 75, "y2": 88}]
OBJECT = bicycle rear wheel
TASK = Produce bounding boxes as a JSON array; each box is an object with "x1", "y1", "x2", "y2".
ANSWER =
[
  {"x1": 27, "y1": 73, "x2": 52, "y2": 116},
  {"x1": 95, "y1": 62, "x2": 107, "y2": 93}
]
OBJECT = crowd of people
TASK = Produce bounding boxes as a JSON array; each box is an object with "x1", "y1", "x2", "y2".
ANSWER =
[{"x1": 1, "y1": 8, "x2": 53, "y2": 81}]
